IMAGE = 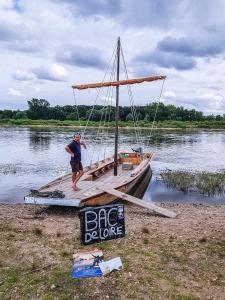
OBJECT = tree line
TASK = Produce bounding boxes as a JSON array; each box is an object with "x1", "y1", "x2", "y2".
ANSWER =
[{"x1": 0, "y1": 98, "x2": 224, "y2": 122}]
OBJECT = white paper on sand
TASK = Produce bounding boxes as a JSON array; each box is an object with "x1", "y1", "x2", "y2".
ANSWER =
[{"x1": 99, "y1": 257, "x2": 122, "y2": 275}]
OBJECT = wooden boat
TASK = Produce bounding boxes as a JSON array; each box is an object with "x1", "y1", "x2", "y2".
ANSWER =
[
  {"x1": 24, "y1": 38, "x2": 176, "y2": 218},
  {"x1": 25, "y1": 152, "x2": 152, "y2": 207}
]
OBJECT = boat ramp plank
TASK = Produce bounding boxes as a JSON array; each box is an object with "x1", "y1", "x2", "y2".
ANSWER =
[
  {"x1": 24, "y1": 196, "x2": 80, "y2": 207},
  {"x1": 98, "y1": 186, "x2": 177, "y2": 218}
]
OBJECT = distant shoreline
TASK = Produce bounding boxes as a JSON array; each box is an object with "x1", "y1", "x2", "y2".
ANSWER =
[{"x1": 1, "y1": 118, "x2": 225, "y2": 130}]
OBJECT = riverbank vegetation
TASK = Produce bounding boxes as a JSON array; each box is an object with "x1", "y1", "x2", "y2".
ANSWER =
[
  {"x1": 161, "y1": 170, "x2": 225, "y2": 196},
  {"x1": 2, "y1": 118, "x2": 225, "y2": 129},
  {"x1": 1, "y1": 98, "x2": 225, "y2": 128}
]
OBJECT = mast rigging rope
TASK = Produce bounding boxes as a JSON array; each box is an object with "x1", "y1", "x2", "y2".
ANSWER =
[{"x1": 146, "y1": 78, "x2": 166, "y2": 148}]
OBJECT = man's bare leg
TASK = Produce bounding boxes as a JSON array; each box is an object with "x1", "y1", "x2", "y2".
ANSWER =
[
  {"x1": 72, "y1": 170, "x2": 84, "y2": 191},
  {"x1": 72, "y1": 172, "x2": 79, "y2": 191},
  {"x1": 72, "y1": 172, "x2": 77, "y2": 183}
]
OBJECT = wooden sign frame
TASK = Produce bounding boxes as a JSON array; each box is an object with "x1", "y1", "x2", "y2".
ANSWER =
[{"x1": 79, "y1": 204, "x2": 125, "y2": 245}]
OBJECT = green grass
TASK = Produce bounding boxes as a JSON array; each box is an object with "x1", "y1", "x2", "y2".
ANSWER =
[
  {"x1": 1, "y1": 118, "x2": 225, "y2": 129},
  {"x1": 143, "y1": 238, "x2": 149, "y2": 245},
  {"x1": 96, "y1": 241, "x2": 108, "y2": 250},
  {"x1": 161, "y1": 170, "x2": 225, "y2": 196},
  {"x1": 1, "y1": 229, "x2": 225, "y2": 299}
]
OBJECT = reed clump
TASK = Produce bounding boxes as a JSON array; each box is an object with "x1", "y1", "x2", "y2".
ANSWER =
[{"x1": 161, "y1": 170, "x2": 225, "y2": 196}]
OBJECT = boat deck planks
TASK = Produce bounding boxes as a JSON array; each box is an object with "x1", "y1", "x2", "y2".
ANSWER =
[{"x1": 40, "y1": 163, "x2": 132, "y2": 200}]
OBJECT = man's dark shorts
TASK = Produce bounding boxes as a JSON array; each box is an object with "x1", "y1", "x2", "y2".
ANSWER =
[{"x1": 70, "y1": 160, "x2": 83, "y2": 173}]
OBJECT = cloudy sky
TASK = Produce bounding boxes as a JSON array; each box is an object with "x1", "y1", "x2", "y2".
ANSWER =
[{"x1": 1, "y1": 0, "x2": 225, "y2": 114}]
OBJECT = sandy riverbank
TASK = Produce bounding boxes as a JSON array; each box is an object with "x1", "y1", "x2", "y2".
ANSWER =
[{"x1": 0, "y1": 203, "x2": 225, "y2": 299}]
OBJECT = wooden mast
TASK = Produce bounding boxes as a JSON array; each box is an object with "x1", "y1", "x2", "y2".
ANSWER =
[{"x1": 114, "y1": 37, "x2": 120, "y2": 176}]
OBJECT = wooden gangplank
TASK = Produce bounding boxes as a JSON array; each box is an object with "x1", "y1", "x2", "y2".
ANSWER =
[{"x1": 98, "y1": 186, "x2": 177, "y2": 218}]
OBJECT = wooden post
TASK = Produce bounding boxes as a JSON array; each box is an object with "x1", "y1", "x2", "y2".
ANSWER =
[{"x1": 114, "y1": 37, "x2": 120, "y2": 176}]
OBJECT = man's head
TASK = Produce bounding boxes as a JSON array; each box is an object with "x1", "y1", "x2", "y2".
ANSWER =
[{"x1": 73, "y1": 133, "x2": 81, "y2": 142}]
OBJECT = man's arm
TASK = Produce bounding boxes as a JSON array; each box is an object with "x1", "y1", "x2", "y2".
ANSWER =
[
  {"x1": 65, "y1": 145, "x2": 74, "y2": 157},
  {"x1": 80, "y1": 142, "x2": 87, "y2": 149}
]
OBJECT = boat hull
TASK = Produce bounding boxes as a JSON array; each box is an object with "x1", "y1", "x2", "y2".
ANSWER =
[{"x1": 80, "y1": 163, "x2": 151, "y2": 207}]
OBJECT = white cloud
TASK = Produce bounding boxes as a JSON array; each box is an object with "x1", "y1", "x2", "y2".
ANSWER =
[
  {"x1": 50, "y1": 64, "x2": 68, "y2": 80},
  {"x1": 8, "y1": 88, "x2": 21, "y2": 96},
  {"x1": 203, "y1": 92, "x2": 223, "y2": 102},
  {"x1": 0, "y1": 0, "x2": 14, "y2": 9},
  {"x1": 32, "y1": 64, "x2": 68, "y2": 81},
  {"x1": 202, "y1": 92, "x2": 225, "y2": 111},
  {"x1": 13, "y1": 69, "x2": 36, "y2": 82},
  {"x1": 34, "y1": 86, "x2": 40, "y2": 92},
  {"x1": 163, "y1": 92, "x2": 225, "y2": 115},
  {"x1": 13, "y1": 64, "x2": 68, "y2": 82},
  {"x1": 163, "y1": 91, "x2": 176, "y2": 99},
  {"x1": 7, "y1": 40, "x2": 41, "y2": 53}
]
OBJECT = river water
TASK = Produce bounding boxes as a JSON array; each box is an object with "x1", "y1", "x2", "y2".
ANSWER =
[{"x1": 0, "y1": 126, "x2": 225, "y2": 204}]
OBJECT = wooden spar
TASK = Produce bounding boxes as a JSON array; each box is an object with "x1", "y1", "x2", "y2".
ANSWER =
[
  {"x1": 114, "y1": 37, "x2": 120, "y2": 176},
  {"x1": 98, "y1": 186, "x2": 177, "y2": 218},
  {"x1": 72, "y1": 75, "x2": 166, "y2": 90}
]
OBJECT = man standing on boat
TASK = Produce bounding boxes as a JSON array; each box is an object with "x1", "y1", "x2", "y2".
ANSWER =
[{"x1": 65, "y1": 133, "x2": 87, "y2": 191}]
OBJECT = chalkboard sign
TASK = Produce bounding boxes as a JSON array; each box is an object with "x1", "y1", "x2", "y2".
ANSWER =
[{"x1": 79, "y1": 204, "x2": 125, "y2": 245}]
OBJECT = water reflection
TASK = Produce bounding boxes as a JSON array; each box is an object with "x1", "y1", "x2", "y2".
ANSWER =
[
  {"x1": 144, "y1": 177, "x2": 225, "y2": 204},
  {"x1": 147, "y1": 131, "x2": 200, "y2": 146},
  {"x1": 29, "y1": 131, "x2": 51, "y2": 151}
]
